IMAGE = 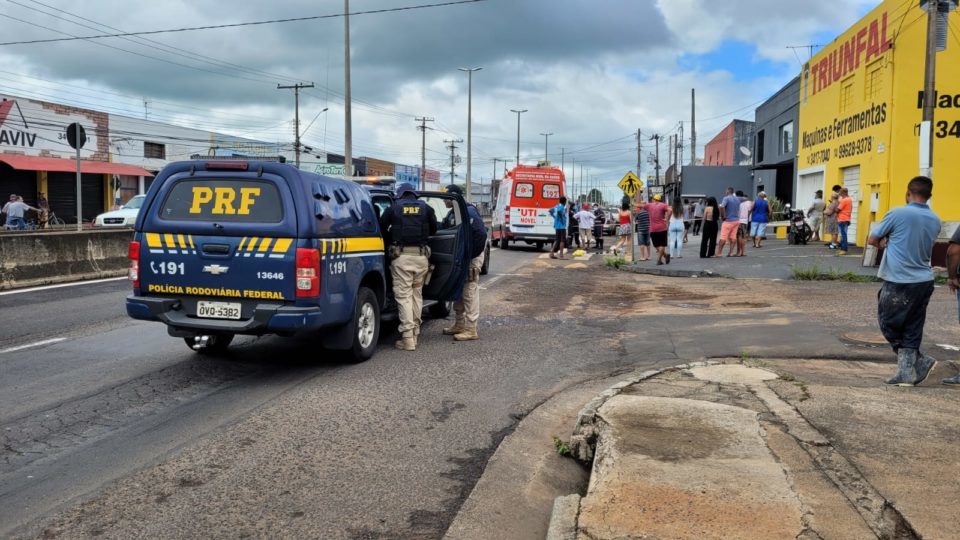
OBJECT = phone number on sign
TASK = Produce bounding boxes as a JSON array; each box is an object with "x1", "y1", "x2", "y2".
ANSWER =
[{"x1": 835, "y1": 136, "x2": 873, "y2": 159}]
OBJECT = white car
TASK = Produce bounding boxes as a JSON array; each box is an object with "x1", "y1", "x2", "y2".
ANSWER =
[{"x1": 94, "y1": 195, "x2": 145, "y2": 227}]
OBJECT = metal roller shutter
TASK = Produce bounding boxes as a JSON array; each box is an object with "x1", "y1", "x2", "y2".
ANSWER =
[
  {"x1": 0, "y1": 165, "x2": 38, "y2": 206},
  {"x1": 47, "y1": 172, "x2": 104, "y2": 224}
]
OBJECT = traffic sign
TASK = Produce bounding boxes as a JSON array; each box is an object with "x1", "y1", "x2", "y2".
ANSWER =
[{"x1": 618, "y1": 171, "x2": 643, "y2": 196}]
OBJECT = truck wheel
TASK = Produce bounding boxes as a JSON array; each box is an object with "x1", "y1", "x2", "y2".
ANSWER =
[
  {"x1": 480, "y1": 243, "x2": 490, "y2": 275},
  {"x1": 185, "y1": 333, "x2": 234, "y2": 356},
  {"x1": 349, "y1": 287, "x2": 380, "y2": 362},
  {"x1": 535, "y1": 241, "x2": 545, "y2": 251}
]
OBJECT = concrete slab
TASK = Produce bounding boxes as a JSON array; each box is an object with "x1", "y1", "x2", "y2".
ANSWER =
[{"x1": 577, "y1": 395, "x2": 804, "y2": 539}]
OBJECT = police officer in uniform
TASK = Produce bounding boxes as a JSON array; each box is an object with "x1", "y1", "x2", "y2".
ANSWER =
[
  {"x1": 441, "y1": 185, "x2": 487, "y2": 341},
  {"x1": 380, "y1": 183, "x2": 437, "y2": 351}
]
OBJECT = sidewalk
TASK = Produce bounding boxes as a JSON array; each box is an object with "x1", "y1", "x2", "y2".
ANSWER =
[
  {"x1": 552, "y1": 359, "x2": 960, "y2": 540},
  {"x1": 622, "y1": 234, "x2": 876, "y2": 280}
]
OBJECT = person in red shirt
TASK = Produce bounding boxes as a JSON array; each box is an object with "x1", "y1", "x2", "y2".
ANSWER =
[
  {"x1": 646, "y1": 194, "x2": 671, "y2": 264},
  {"x1": 836, "y1": 188, "x2": 853, "y2": 255}
]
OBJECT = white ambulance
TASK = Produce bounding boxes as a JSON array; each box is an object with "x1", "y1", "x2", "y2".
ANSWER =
[{"x1": 491, "y1": 165, "x2": 566, "y2": 250}]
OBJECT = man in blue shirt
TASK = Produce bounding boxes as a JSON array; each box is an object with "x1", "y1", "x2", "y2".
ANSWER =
[
  {"x1": 549, "y1": 196, "x2": 568, "y2": 259},
  {"x1": 867, "y1": 176, "x2": 941, "y2": 386}
]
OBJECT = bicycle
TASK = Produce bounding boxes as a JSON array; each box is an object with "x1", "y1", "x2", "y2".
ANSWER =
[{"x1": 45, "y1": 211, "x2": 66, "y2": 228}]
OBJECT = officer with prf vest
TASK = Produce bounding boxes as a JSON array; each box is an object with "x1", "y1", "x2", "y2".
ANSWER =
[
  {"x1": 379, "y1": 183, "x2": 437, "y2": 351},
  {"x1": 441, "y1": 185, "x2": 488, "y2": 342}
]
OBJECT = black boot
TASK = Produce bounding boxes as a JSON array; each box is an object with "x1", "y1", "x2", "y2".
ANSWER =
[
  {"x1": 886, "y1": 348, "x2": 919, "y2": 386},
  {"x1": 913, "y1": 350, "x2": 936, "y2": 385}
]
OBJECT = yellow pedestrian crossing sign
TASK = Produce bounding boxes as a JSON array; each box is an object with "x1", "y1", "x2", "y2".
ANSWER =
[{"x1": 618, "y1": 171, "x2": 643, "y2": 196}]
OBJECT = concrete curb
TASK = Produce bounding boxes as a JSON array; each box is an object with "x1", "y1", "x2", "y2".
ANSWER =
[
  {"x1": 567, "y1": 360, "x2": 722, "y2": 462},
  {"x1": 620, "y1": 264, "x2": 722, "y2": 279},
  {"x1": 544, "y1": 494, "x2": 580, "y2": 540}
]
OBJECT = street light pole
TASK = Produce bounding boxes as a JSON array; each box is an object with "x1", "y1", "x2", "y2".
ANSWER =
[
  {"x1": 459, "y1": 67, "x2": 482, "y2": 202},
  {"x1": 510, "y1": 108, "x2": 527, "y2": 168},
  {"x1": 540, "y1": 132, "x2": 553, "y2": 163},
  {"x1": 343, "y1": 0, "x2": 353, "y2": 177}
]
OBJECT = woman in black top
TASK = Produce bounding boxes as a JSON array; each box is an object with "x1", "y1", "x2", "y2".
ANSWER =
[{"x1": 700, "y1": 197, "x2": 720, "y2": 258}]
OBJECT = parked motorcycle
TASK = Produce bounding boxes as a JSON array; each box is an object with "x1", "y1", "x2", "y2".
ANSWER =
[{"x1": 784, "y1": 204, "x2": 813, "y2": 245}]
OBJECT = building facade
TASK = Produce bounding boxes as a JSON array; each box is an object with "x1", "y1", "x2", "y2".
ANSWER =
[
  {"x1": 704, "y1": 119, "x2": 756, "y2": 166},
  {"x1": 796, "y1": 1, "x2": 960, "y2": 247},
  {"x1": 752, "y1": 77, "x2": 800, "y2": 207}
]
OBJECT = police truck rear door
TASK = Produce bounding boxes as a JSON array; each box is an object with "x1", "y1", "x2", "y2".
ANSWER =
[{"x1": 137, "y1": 163, "x2": 299, "y2": 317}]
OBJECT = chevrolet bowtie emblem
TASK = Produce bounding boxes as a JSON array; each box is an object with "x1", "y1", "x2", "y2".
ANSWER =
[{"x1": 202, "y1": 264, "x2": 229, "y2": 275}]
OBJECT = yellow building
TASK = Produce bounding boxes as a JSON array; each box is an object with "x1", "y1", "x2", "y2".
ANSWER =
[{"x1": 797, "y1": 0, "x2": 959, "y2": 247}]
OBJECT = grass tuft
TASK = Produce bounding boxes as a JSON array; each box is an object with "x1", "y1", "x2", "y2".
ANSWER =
[
  {"x1": 790, "y1": 264, "x2": 878, "y2": 283},
  {"x1": 553, "y1": 436, "x2": 571, "y2": 457},
  {"x1": 604, "y1": 255, "x2": 627, "y2": 269}
]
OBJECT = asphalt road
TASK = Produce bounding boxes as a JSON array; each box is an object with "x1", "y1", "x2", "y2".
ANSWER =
[{"x1": 2, "y1": 243, "x2": 648, "y2": 539}]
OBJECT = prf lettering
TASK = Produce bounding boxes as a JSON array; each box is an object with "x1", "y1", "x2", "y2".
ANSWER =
[
  {"x1": 189, "y1": 186, "x2": 261, "y2": 215},
  {"x1": 402, "y1": 206, "x2": 421, "y2": 215}
]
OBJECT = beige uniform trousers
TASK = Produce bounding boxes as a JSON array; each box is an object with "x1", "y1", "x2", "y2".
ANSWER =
[
  {"x1": 454, "y1": 252, "x2": 485, "y2": 326},
  {"x1": 391, "y1": 253, "x2": 430, "y2": 338}
]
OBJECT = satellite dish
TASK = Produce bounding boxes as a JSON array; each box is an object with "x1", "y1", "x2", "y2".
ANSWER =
[{"x1": 739, "y1": 146, "x2": 753, "y2": 158}]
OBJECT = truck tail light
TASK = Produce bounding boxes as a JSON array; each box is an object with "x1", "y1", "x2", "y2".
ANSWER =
[
  {"x1": 128, "y1": 241, "x2": 140, "y2": 290},
  {"x1": 296, "y1": 248, "x2": 321, "y2": 297},
  {"x1": 504, "y1": 205, "x2": 511, "y2": 224}
]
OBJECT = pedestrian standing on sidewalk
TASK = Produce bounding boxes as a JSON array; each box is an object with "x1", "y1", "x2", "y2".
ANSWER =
[
  {"x1": 807, "y1": 190, "x2": 825, "y2": 242},
  {"x1": 717, "y1": 187, "x2": 740, "y2": 257},
  {"x1": 944, "y1": 228, "x2": 960, "y2": 386},
  {"x1": 867, "y1": 176, "x2": 941, "y2": 387},
  {"x1": 751, "y1": 192, "x2": 770, "y2": 248},
  {"x1": 635, "y1": 201, "x2": 651, "y2": 261},
  {"x1": 592, "y1": 204, "x2": 605, "y2": 253},
  {"x1": 568, "y1": 202, "x2": 581, "y2": 250},
  {"x1": 823, "y1": 192, "x2": 840, "y2": 248},
  {"x1": 380, "y1": 183, "x2": 437, "y2": 351},
  {"x1": 441, "y1": 184, "x2": 487, "y2": 342},
  {"x1": 575, "y1": 203, "x2": 595, "y2": 249},
  {"x1": 647, "y1": 194, "x2": 670, "y2": 264},
  {"x1": 692, "y1": 198, "x2": 705, "y2": 236},
  {"x1": 682, "y1": 199, "x2": 692, "y2": 243},
  {"x1": 700, "y1": 197, "x2": 719, "y2": 258},
  {"x1": 668, "y1": 197, "x2": 685, "y2": 259},
  {"x1": 736, "y1": 190, "x2": 752, "y2": 257},
  {"x1": 611, "y1": 202, "x2": 631, "y2": 256},
  {"x1": 836, "y1": 188, "x2": 853, "y2": 255},
  {"x1": 549, "y1": 196, "x2": 568, "y2": 259}
]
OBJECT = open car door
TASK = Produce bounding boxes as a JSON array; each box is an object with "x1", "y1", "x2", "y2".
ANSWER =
[{"x1": 418, "y1": 192, "x2": 471, "y2": 301}]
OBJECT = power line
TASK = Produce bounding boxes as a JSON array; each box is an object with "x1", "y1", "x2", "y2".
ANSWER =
[{"x1": 0, "y1": 0, "x2": 488, "y2": 46}]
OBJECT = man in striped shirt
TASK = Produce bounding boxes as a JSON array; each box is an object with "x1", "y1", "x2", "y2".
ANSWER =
[{"x1": 635, "y1": 202, "x2": 651, "y2": 261}]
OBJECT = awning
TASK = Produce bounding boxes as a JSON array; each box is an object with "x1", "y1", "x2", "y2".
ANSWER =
[{"x1": 0, "y1": 154, "x2": 154, "y2": 177}]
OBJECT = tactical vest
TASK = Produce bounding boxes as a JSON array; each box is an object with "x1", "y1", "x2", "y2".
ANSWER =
[{"x1": 390, "y1": 198, "x2": 431, "y2": 247}]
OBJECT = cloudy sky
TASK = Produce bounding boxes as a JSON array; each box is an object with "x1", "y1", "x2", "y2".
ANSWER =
[{"x1": 0, "y1": 0, "x2": 877, "y2": 198}]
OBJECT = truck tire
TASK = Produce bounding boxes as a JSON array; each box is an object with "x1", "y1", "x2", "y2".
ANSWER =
[
  {"x1": 185, "y1": 333, "x2": 234, "y2": 356},
  {"x1": 348, "y1": 287, "x2": 380, "y2": 362}
]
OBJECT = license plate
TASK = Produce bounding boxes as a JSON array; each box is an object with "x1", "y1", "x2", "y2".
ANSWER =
[{"x1": 196, "y1": 301, "x2": 241, "y2": 320}]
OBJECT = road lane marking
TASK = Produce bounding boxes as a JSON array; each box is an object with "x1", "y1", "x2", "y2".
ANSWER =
[
  {"x1": 0, "y1": 277, "x2": 127, "y2": 296},
  {"x1": 0, "y1": 337, "x2": 67, "y2": 354}
]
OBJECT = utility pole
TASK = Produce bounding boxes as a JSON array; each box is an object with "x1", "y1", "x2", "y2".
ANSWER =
[
  {"x1": 921, "y1": 0, "x2": 945, "y2": 178},
  {"x1": 416, "y1": 117, "x2": 434, "y2": 190},
  {"x1": 444, "y1": 139, "x2": 463, "y2": 184},
  {"x1": 690, "y1": 89, "x2": 697, "y2": 166},
  {"x1": 277, "y1": 82, "x2": 315, "y2": 168},
  {"x1": 650, "y1": 134, "x2": 661, "y2": 187},
  {"x1": 636, "y1": 128, "x2": 642, "y2": 200},
  {"x1": 343, "y1": 0, "x2": 353, "y2": 177},
  {"x1": 459, "y1": 67, "x2": 482, "y2": 201},
  {"x1": 569, "y1": 157, "x2": 574, "y2": 198},
  {"x1": 540, "y1": 132, "x2": 553, "y2": 162},
  {"x1": 510, "y1": 109, "x2": 527, "y2": 167}
]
